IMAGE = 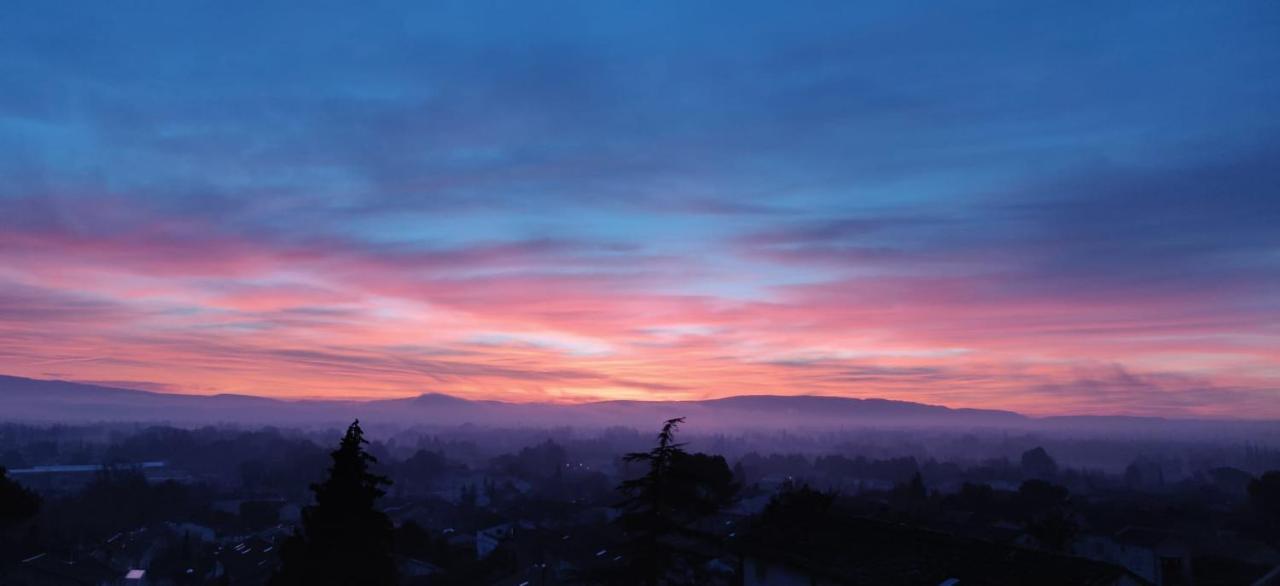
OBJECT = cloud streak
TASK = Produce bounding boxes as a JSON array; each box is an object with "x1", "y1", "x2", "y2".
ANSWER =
[{"x1": 0, "y1": 2, "x2": 1277, "y2": 416}]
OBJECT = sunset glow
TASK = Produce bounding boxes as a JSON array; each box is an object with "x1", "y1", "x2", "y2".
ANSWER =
[{"x1": 2, "y1": 3, "x2": 1277, "y2": 416}]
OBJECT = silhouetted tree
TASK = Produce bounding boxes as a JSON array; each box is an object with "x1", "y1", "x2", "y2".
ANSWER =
[
  {"x1": 945, "y1": 482, "x2": 996, "y2": 512},
  {"x1": 1250, "y1": 471, "x2": 1280, "y2": 540},
  {"x1": 494, "y1": 439, "x2": 567, "y2": 481},
  {"x1": 1020, "y1": 446, "x2": 1058, "y2": 480},
  {"x1": 459, "y1": 482, "x2": 478, "y2": 511},
  {"x1": 1124, "y1": 458, "x2": 1163, "y2": 489},
  {"x1": 1026, "y1": 508, "x2": 1078, "y2": 552},
  {"x1": 1017, "y1": 479, "x2": 1076, "y2": 551},
  {"x1": 272, "y1": 420, "x2": 396, "y2": 586},
  {"x1": 617, "y1": 417, "x2": 685, "y2": 585},
  {"x1": 666, "y1": 452, "x2": 737, "y2": 517},
  {"x1": 0, "y1": 467, "x2": 40, "y2": 527},
  {"x1": 892, "y1": 472, "x2": 928, "y2": 503},
  {"x1": 1017, "y1": 479, "x2": 1069, "y2": 511},
  {"x1": 615, "y1": 418, "x2": 737, "y2": 585},
  {"x1": 760, "y1": 483, "x2": 835, "y2": 526},
  {"x1": 396, "y1": 448, "x2": 453, "y2": 490},
  {"x1": 42, "y1": 467, "x2": 200, "y2": 541},
  {"x1": 0, "y1": 466, "x2": 41, "y2": 564}
]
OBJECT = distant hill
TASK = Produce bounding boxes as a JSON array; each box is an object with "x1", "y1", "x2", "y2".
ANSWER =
[
  {"x1": 576, "y1": 394, "x2": 1027, "y2": 429},
  {"x1": 0, "y1": 374, "x2": 1275, "y2": 436},
  {"x1": 0, "y1": 375, "x2": 342, "y2": 424}
]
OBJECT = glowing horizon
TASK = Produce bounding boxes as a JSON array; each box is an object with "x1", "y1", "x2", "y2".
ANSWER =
[{"x1": 1, "y1": 3, "x2": 1278, "y2": 417}]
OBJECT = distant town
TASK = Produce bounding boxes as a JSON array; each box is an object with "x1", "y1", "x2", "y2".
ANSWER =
[{"x1": 2, "y1": 412, "x2": 1279, "y2": 585}]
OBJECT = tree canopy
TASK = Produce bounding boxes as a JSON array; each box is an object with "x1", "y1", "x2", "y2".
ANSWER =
[
  {"x1": 615, "y1": 418, "x2": 737, "y2": 585},
  {"x1": 0, "y1": 467, "x2": 40, "y2": 527},
  {"x1": 272, "y1": 420, "x2": 397, "y2": 586}
]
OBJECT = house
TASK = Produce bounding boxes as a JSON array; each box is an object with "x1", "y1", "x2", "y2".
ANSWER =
[
  {"x1": 1073, "y1": 527, "x2": 1191, "y2": 585},
  {"x1": 478, "y1": 523, "x2": 516, "y2": 559},
  {"x1": 395, "y1": 555, "x2": 443, "y2": 585}
]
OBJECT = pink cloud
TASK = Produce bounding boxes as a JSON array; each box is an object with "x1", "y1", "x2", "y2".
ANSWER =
[{"x1": 0, "y1": 197, "x2": 1276, "y2": 417}]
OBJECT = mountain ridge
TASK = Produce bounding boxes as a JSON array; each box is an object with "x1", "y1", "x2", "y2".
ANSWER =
[{"x1": 1, "y1": 374, "x2": 1274, "y2": 430}]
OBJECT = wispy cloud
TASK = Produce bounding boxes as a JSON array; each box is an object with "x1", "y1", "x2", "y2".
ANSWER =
[{"x1": 0, "y1": 2, "x2": 1277, "y2": 415}]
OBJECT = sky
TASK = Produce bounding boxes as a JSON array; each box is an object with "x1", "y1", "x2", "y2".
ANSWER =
[{"x1": 1, "y1": 2, "x2": 1278, "y2": 417}]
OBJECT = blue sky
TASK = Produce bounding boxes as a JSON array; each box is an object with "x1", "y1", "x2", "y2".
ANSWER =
[{"x1": 1, "y1": 2, "x2": 1277, "y2": 415}]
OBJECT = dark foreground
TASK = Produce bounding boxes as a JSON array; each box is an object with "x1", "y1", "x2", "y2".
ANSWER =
[{"x1": 2, "y1": 418, "x2": 1279, "y2": 585}]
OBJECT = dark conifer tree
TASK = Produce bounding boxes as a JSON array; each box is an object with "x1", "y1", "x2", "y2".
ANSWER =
[
  {"x1": 1249, "y1": 471, "x2": 1280, "y2": 542},
  {"x1": 615, "y1": 417, "x2": 736, "y2": 585},
  {"x1": 617, "y1": 418, "x2": 685, "y2": 585},
  {"x1": 0, "y1": 466, "x2": 41, "y2": 565},
  {"x1": 1020, "y1": 446, "x2": 1059, "y2": 480},
  {"x1": 272, "y1": 420, "x2": 397, "y2": 586},
  {"x1": 0, "y1": 467, "x2": 40, "y2": 527}
]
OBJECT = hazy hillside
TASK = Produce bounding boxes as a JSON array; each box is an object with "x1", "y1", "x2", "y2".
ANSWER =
[{"x1": 2, "y1": 375, "x2": 1278, "y2": 440}]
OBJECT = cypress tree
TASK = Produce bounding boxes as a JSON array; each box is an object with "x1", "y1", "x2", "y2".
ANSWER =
[{"x1": 272, "y1": 420, "x2": 396, "y2": 586}]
